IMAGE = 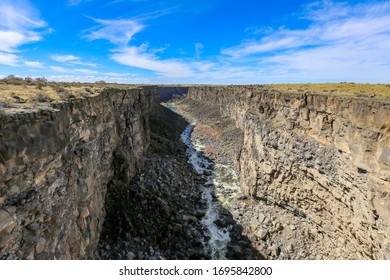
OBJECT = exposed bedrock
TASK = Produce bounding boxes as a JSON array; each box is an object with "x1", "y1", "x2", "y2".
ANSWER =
[
  {"x1": 158, "y1": 86, "x2": 188, "y2": 102},
  {"x1": 0, "y1": 87, "x2": 157, "y2": 259},
  {"x1": 180, "y1": 85, "x2": 390, "y2": 259},
  {"x1": 1, "y1": 84, "x2": 389, "y2": 260},
  {"x1": 98, "y1": 104, "x2": 208, "y2": 260}
]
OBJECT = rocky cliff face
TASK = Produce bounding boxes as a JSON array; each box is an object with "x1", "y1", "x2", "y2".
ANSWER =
[
  {"x1": 158, "y1": 86, "x2": 188, "y2": 102},
  {"x1": 1, "y1": 84, "x2": 389, "y2": 260},
  {"x1": 0, "y1": 87, "x2": 157, "y2": 259},
  {"x1": 182, "y1": 85, "x2": 390, "y2": 259}
]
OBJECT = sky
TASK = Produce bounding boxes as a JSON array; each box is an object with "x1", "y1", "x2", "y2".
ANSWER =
[{"x1": 0, "y1": 0, "x2": 389, "y2": 84}]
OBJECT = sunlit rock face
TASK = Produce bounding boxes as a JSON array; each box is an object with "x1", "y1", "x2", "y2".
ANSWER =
[
  {"x1": 181, "y1": 85, "x2": 390, "y2": 260},
  {"x1": 0, "y1": 87, "x2": 157, "y2": 259}
]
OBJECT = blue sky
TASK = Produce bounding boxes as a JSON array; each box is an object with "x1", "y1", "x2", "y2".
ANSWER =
[{"x1": 0, "y1": 0, "x2": 389, "y2": 84}]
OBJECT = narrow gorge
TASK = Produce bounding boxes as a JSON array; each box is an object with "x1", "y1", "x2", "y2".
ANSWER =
[{"x1": 0, "y1": 85, "x2": 389, "y2": 260}]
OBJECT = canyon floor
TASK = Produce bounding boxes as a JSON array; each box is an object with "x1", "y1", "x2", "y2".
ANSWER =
[
  {"x1": 98, "y1": 105, "x2": 262, "y2": 260},
  {"x1": 171, "y1": 98, "x2": 335, "y2": 260}
]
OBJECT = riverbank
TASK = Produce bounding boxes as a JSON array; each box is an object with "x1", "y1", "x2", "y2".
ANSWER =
[
  {"x1": 172, "y1": 97, "x2": 310, "y2": 259},
  {"x1": 167, "y1": 102, "x2": 263, "y2": 260},
  {"x1": 98, "y1": 102, "x2": 262, "y2": 260}
]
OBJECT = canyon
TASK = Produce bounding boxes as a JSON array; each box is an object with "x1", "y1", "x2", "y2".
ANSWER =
[{"x1": 0, "y1": 85, "x2": 389, "y2": 259}]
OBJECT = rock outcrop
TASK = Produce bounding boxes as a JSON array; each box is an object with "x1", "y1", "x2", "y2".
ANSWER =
[
  {"x1": 180, "y1": 85, "x2": 390, "y2": 259},
  {"x1": 98, "y1": 105, "x2": 208, "y2": 260},
  {"x1": 158, "y1": 86, "x2": 188, "y2": 102},
  {"x1": 0, "y1": 87, "x2": 157, "y2": 259}
]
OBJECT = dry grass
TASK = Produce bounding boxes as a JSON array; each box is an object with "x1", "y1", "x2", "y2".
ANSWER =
[
  {"x1": 0, "y1": 84, "x2": 97, "y2": 104},
  {"x1": 267, "y1": 83, "x2": 390, "y2": 99},
  {"x1": 0, "y1": 83, "x2": 141, "y2": 105},
  {"x1": 0, "y1": 82, "x2": 144, "y2": 114},
  {"x1": 2, "y1": 82, "x2": 389, "y2": 108}
]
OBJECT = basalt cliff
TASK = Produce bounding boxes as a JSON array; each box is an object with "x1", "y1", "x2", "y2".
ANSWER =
[
  {"x1": 0, "y1": 85, "x2": 389, "y2": 260},
  {"x1": 0, "y1": 87, "x2": 157, "y2": 259},
  {"x1": 179, "y1": 85, "x2": 390, "y2": 259}
]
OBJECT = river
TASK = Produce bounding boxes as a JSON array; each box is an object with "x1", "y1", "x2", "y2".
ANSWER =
[{"x1": 167, "y1": 103, "x2": 241, "y2": 259}]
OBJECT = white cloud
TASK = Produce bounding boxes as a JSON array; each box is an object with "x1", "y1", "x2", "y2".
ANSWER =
[
  {"x1": 0, "y1": 53, "x2": 19, "y2": 66},
  {"x1": 0, "y1": 1, "x2": 47, "y2": 69},
  {"x1": 104, "y1": 72, "x2": 133, "y2": 77},
  {"x1": 82, "y1": 1, "x2": 390, "y2": 83},
  {"x1": 84, "y1": 18, "x2": 144, "y2": 45},
  {"x1": 49, "y1": 66, "x2": 100, "y2": 75},
  {"x1": 193, "y1": 61, "x2": 215, "y2": 72},
  {"x1": 50, "y1": 66, "x2": 69, "y2": 73},
  {"x1": 50, "y1": 54, "x2": 79, "y2": 63},
  {"x1": 219, "y1": 1, "x2": 390, "y2": 82},
  {"x1": 45, "y1": 74, "x2": 153, "y2": 84},
  {"x1": 48, "y1": 75, "x2": 98, "y2": 82},
  {"x1": 84, "y1": 16, "x2": 276, "y2": 81},
  {"x1": 194, "y1": 42, "x2": 204, "y2": 59},
  {"x1": 85, "y1": 17, "x2": 195, "y2": 78},
  {"x1": 0, "y1": 53, "x2": 46, "y2": 68},
  {"x1": 0, "y1": 1, "x2": 46, "y2": 30},
  {"x1": 0, "y1": 30, "x2": 34, "y2": 53},
  {"x1": 24, "y1": 60, "x2": 44, "y2": 68},
  {"x1": 50, "y1": 54, "x2": 97, "y2": 67},
  {"x1": 221, "y1": 35, "x2": 304, "y2": 58},
  {"x1": 0, "y1": 0, "x2": 47, "y2": 52},
  {"x1": 111, "y1": 46, "x2": 193, "y2": 78},
  {"x1": 74, "y1": 68, "x2": 99, "y2": 74}
]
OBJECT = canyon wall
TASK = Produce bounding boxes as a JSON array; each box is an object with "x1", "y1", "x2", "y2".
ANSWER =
[
  {"x1": 0, "y1": 87, "x2": 158, "y2": 259},
  {"x1": 184, "y1": 85, "x2": 390, "y2": 259},
  {"x1": 1, "y1": 84, "x2": 389, "y2": 260},
  {"x1": 158, "y1": 86, "x2": 188, "y2": 102}
]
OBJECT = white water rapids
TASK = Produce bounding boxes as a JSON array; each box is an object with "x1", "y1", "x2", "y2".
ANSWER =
[{"x1": 180, "y1": 123, "x2": 240, "y2": 259}]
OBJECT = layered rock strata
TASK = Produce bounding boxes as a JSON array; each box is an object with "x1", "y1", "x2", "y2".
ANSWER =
[
  {"x1": 0, "y1": 87, "x2": 157, "y2": 259},
  {"x1": 180, "y1": 85, "x2": 390, "y2": 259}
]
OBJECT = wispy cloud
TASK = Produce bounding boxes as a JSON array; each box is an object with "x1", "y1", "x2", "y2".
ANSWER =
[
  {"x1": 109, "y1": 0, "x2": 150, "y2": 4},
  {"x1": 132, "y1": 6, "x2": 178, "y2": 21},
  {"x1": 82, "y1": 1, "x2": 390, "y2": 83},
  {"x1": 220, "y1": 1, "x2": 390, "y2": 82},
  {"x1": 74, "y1": 68, "x2": 99, "y2": 74},
  {"x1": 103, "y1": 72, "x2": 133, "y2": 77},
  {"x1": 66, "y1": 0, "x2": 91, "y2": 6},
  {"x1": 50, "y1": 54, "x2": 79, "y2": 63},
  {"x1": 85, "y1": 17, "x2": 197, "y2": 78},
  {"x1": 50, "y1": 65, "x2": 104, "y2": 76},
  {"x1": 0, "y1": 53, "x2": 19, "y2": 66},
  {"x1": 50, "y1": 66, "x2": 68, "y2": 73},
  {"x1": 112, "y1": 46, "x2": 193, "y2": 78},
  {"x1": 0, "y1": 0, "x2": 48, "y2": 67},
  {"x1": 82, "y1": 15, "x2": 283, "y2": 81},
  {"x1": 24, "y1": 60, "x2": 44, "y2": 68},
  {"x1": 84, "y1": 18, "x2": 144, "y2": 45},
  {"x1": 50, "y1": 54, "x2": 97, "y2": 67},
  {"x1": 0, "y1": 0, "x2": 47, "y2": 53},
  {"x1": 194, "y1": 42, "x2": 204, "y2": 59}
]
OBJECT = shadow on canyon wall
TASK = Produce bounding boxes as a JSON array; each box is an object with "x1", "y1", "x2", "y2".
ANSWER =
[{"x1": 98, "y1": 104, "x2": 264, "y2": 260}]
